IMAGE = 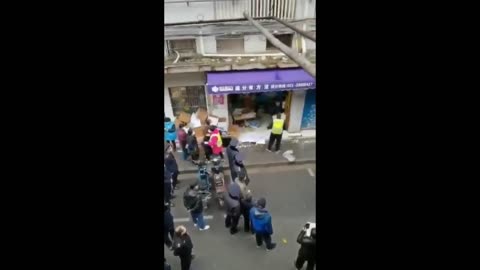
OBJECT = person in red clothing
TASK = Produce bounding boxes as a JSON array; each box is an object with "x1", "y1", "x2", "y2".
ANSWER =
[
  {"x1": 177, "y1": 123, "x2": 188, "y2": 160},
  {"x1": 206, "y1": 125, "x2": 224, "y2": 159}
]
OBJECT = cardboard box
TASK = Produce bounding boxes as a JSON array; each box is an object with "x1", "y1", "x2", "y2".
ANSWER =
[
  {"x1": 196, "y1": 108, "x2": 208, "y2": 124},
  {"x1": 228, "y1": 125, "x2": 241, "y2": 138},
  {"x1": 208, "y1": 115, "x2": 219, "y2": 126},
  {"x1": 174, "y1": 119, "x2": 182, "y2": 129},
  {"x1": 178, "y1": 112, "x2": 191, "y2": 124}
]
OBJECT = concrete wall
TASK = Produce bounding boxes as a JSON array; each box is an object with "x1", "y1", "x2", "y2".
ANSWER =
[
  {"x1": 244, "y1": 35, "x2": 266, "y2": 53},
  {"x1": 196, "y1": 36, "x2": 217, "y2": 54},
  {"x1": 164, "y1": 2, "x2": 215, "y2": 24},
  {"x1": 288, "y1": 90, "x2": 307, "y2": 132},
  {"x1": 164, "y1": 88, "x2": 175, "y2": 120},
  {"x1": 165, "y1": 0, "x2": 315, "y2": 24}
]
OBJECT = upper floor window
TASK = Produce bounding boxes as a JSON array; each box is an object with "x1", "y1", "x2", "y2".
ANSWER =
[
  {"x1": 216, "y1": 35, "x2": 244, "y2": 54},
  {"x1": 167, "y1": 39, "x2": 196, "y2": 55},
  {"x1": 266, "y1": 34, "x2": 294, "y2": 50}
]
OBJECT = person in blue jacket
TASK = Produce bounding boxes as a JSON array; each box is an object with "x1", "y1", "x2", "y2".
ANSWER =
[
  {"x1": 250, "y1": 197, "x2": 277, "y2": 250},
  {"x1": 164, "y1": 117, "x2": 177, "y2": 152}
]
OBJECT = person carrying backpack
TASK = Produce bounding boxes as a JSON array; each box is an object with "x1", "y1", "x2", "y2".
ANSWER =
[{"x1": 164, "y1": 117, "x2": 177, "y2": 152}]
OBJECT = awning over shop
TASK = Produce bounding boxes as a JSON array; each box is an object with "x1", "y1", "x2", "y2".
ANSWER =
[{"x1": 206, "y1": 68, "x2": 315, "y2": 94}]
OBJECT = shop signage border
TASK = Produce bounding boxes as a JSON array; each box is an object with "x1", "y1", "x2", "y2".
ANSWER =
[{"x1": 207, "y1": 81, "x2": 315, "y2": 94}]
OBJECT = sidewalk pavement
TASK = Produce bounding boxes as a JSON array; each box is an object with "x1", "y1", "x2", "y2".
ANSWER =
[{"x1": 174, "y1": 138, "x2": 316, "y2": 173}]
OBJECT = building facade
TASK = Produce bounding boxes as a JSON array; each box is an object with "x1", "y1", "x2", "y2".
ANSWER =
[{"x1": 164, "y1": 0, "x2": 316, "y2": 137}]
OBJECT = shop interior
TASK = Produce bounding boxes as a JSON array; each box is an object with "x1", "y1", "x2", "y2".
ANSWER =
[{"x1": 227, "y1": 91, "x2": 292, "y2": 143}]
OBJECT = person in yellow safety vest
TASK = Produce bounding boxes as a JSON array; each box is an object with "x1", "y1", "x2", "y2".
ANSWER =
[
  {"x1": 207, "y1": 125, "x2": 224, "y2": 159},
  {"x1": 267, "y1": 113, "x2": 286, "y2": 153}
]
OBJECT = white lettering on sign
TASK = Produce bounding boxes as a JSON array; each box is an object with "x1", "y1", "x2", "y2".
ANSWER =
[
  {"x1": 286, "y1": 83, "x2": 294, "y2": 88},
  {"x1": 264, "y1": 84, "x2": 269, "y2": 90},
  {"x1": 248, "y1": 85, "x2": 254, "y2": 90},
  {"x1": 211, "y1": 86, "x2": 219, "y2": 93},
  {"x1": 256, "y1": 85, "x2": 262, "y2": 90},
  {"x1": 235, "y1": 86, "x2": 241, "y2": 91},
  {"x1": 219, "y1": 86, "x2": 234, "y2": 92},
  {"x1": 270, "y1": 84, "x2": 276, "y2": 89},
  {"x1": 295, "y1": 82, "x2": 314, "y2": 88},
  {"x1": 242, "y1": 85, "x2": 247, "y2": 91}
]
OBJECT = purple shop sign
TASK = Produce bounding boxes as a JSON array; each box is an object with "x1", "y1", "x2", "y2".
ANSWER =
[{"x1": 206, "y1": 68, "x2": 315, "y2": 94}]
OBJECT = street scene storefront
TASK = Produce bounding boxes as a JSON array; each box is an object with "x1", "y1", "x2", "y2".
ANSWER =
[{"x1": 206, "y1": 68, "x2": 316, "y2": 143}]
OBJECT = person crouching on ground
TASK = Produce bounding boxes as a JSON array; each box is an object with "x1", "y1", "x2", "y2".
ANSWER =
[
  {"x1": 295, "y1": 224, "x2": 316, "y2": 270},
  {"x1": 267, "y1": 113, "x2": 286, "y2": 153},
  {"x1": 164, "y1": 117, "x2": 177, "y2": 152},
  {"x1": 250, "y1": 197, "x2": 276, "y2": 250},
  {"x1": 183, "y1": 184, "x2": 210, "y2": 231},
  {"x1": 173, "y1": 225, "x2": 193, "y2": 270},
  {"x1": 224, "y1": 181, "x2": 241, "y2": 234}
]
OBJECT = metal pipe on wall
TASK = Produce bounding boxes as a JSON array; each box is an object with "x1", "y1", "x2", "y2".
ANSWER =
[{"x1": 243, "y1": 12, "x2": 315, "y2": 77}]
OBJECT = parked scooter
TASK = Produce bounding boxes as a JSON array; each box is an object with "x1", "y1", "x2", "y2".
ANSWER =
[
  {"x1": 210, "y1": 154, "x2": 226, "y2": 208},
  {"x1": 196, "y1": 161, "x2": 212, "y2": 210}
]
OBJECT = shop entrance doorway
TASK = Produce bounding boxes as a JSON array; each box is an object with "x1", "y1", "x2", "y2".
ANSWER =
[{"x1": 227, "y1": 91, "x2": 292, "y2": 143}]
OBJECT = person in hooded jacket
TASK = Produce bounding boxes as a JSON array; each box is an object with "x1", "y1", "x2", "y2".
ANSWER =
[
  {"x1": 250, "y1": 197, "x2": 277, "y2": 250},
  {"x1": 165, "y1": 146, "x2": 179, "y2": 190},
  {"x1": 186, "y1": 128, "x2": 198, "y2": 162},
  {"x1": 226, "y1": 138, "x2": 240, "y2": 179},
  {"x1": 164, "y1": 203, "x2": 175, "y2": 250},
  {"x1": 224, "y1": 181, "x2": 241, "y2": 234},
  {"x1": 164, "y1": 117, "x2": 177, "y2": 152},
  {"x1": 295, "y1": 226, "x2": 316, "y2": 270},
  {"x1": 183, "y1": 184, "x2": 210, "y2": 231},
  {"x1": 164, "y1": 165, "x2": 174, "y2": 207},
  {"x1": 173, "y1": 225, "x2": 193, "y2": 270},
  {"x1": 232, "y1": 152, "x2": 250, "y2": 186}
]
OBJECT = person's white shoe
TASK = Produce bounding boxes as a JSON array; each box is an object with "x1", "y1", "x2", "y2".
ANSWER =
[
  {"x1": 266, "y1": 149, "x2": 272, "y2": 152},
  {"x1": 199, "y1": 225, "x2": 210, "y2": 231},
  {"x1": 193, "y1": 223, "x2": 197, "y2": 227}
]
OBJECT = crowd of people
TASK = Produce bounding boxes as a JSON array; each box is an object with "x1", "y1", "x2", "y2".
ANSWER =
[{"x1": 164, "y1": 116, "x2": 315, "y2": 270}]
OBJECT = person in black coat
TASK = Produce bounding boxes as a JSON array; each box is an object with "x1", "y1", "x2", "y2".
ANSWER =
[
  {"x1": 224, "y1": 181, "x2": 241, "y2": 234},
  {"x1": 295, "y1": 225, "x2": 316, "y2": 270},
  {"x1": 240, "y1": 191, "x2": 254, "y2": 233},
  {"x1": 164, "y1": 203, "x2": 175, "y2": 250},
  {"x1": 173, "y1": 225, "x2": 194, "y2": 270},
  {"x1": 183, "y1": 184, "x2": 209, "y2": 230},
  {"x1": 232, "y1": 152, "x2": 249, "y2": 186},
  {"x1": 165, "y1": 146, "x2": 179, "y2": 190},
  {"x1": 226, "y1": 138, "x2": 240, "y2": 180},
  {"x1": 164, "y1": 165, "x2": 174, "y2": 207}
]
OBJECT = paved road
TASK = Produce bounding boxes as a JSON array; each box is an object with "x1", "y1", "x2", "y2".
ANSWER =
[{"x1": 165, "y1": 164, "x2": 316, "y2": 270}]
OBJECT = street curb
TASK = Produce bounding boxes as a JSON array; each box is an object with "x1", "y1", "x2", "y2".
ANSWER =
[{"x1": 179, "y1": 159, "x2": 316, "y2": 174}]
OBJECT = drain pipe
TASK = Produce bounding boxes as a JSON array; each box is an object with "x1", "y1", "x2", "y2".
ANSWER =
[{"x1": 243, "y1": 12, "x2": 315, "y2": 77}]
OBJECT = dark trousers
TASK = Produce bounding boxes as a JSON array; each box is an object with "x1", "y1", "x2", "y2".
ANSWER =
[
  {"x1": 225, "y1": 214, "x2": 240, "y2": 233},
  {"x1": 164, "y1": 228, "x2": 174, "y2": 247},
  {"x1": 166, "y1": 140, "x2": 176, "y2": 151},
  {"x1": 171, "y1": 171, "x2": 178, "y2": 189},
  {"x1": 295, "y1": 251, "x2": 315, "y2": 270},
  {"x1": 164, "y1": 184, "x2": 172, "y2": 203},
  {"x1": 255, "y1": 233, "x2": 274, "y2": 249},
  {"x1": 241, "y1": 207, "x2": 251, "y2": 232},
  {"x1": 180, "y1": 141, "x2": 188, "y2": 160},
  {"x1": 267, "y1": 133, "x2": 283, "y2": 151},
  {"x1": 204, "y1": 144, "x2": 212, "y2": 160},
  {"x1": 180, "y1": 254, "x2": 192, "y2": 270}
]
